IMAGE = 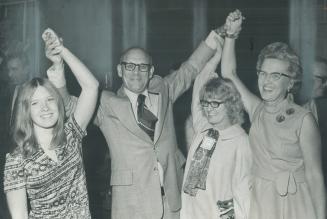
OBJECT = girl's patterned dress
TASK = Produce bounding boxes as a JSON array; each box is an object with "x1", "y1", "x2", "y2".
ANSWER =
[{"x1": 4, "y1": 116, "x2": 91, "y2": 218}]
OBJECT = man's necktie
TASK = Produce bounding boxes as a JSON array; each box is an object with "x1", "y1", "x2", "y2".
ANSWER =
[{"x1": 137, "y1": 94, "x2": 158, "y2": 140}]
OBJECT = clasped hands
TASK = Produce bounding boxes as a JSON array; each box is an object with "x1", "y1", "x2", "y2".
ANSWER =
[
  {"x1": 215, "y1": 9, "x2": 244, "y2": 39},
  {"x1": 42, "y1": 28, "x2": 66, "y2": 87}
]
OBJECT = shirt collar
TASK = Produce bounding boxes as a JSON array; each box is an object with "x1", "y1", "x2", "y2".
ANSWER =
[{"x1": 124, "y1": 88, "x2": 153, "y2": 107}]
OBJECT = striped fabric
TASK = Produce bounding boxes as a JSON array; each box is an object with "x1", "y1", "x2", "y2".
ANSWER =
[
  {"x1": 4, "y1": 116, "x2": 91, "y2": 218},
  {"x1": 137, "y1": 94, "x2": 158, "y2": 140}
]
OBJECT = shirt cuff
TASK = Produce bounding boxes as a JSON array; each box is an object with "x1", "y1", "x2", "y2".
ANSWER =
[
  {"x1": 204, "y1": 30, "x2": 220, "y2": 50},
  {"x1": 47, "y1": 62, "x2": 66, "y2": 88}
]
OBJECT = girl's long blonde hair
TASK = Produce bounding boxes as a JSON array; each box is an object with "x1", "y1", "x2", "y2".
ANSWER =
[{"x1": 11, "y1": 77, "x2": 66, "y2": 158}]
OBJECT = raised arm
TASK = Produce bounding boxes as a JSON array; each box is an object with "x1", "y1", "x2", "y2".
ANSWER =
[
  {"x1": 192, "y1": 37, "x2": 223, "y2": 132},
  {"x1": 46, "y1": 52, "x2": 77, "y2": 119},
  {"x1": 164, "y1": 30, "x2": 221, "y2": 102},
  {"x1": 299, "y1": 113, "x2": 325, "y2": 219},
  {"x1": 221, "y1": 10, "x2": 260, "y2": 118},
  {"x1": 43, "y1": 28, "x2": 99, "y2": 130}
]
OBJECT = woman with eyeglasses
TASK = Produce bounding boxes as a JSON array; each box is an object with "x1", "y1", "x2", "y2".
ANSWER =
[
  {"x1": 180, "y1": 13, "x2": 252, "y2": 219},
  {"x1": 221, "y1": 10, "x2": 325, "y2": 219}
]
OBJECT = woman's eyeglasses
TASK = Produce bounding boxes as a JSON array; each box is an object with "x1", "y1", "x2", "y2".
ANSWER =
[
  {"x1": 121, "y1": 62, "x2": 151, "y2": 72},
  {"x1": 200, "y1": 100, "x2": 223, "y2": 108},
  {"x1": 257, "y1": 69, "x2": 291, "y2": 81}
]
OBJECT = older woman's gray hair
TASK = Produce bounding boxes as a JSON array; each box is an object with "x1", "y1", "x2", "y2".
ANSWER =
[
  {"x1": 256, "y1": 42, "x2": 302, "y2": 95},
  {"x1": 200, "y1": 77, "x2": 244, "y2": 125}
]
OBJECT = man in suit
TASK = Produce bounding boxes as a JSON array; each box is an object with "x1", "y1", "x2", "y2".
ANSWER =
[
  {"x1": 48, "y1": 30, "x2": 220, "y2": 219},
  {"x1": 304, "y1": 57, "x2": 327, "y2": 188},
  {"x1": 304, "y1": 57, "x2": 327, "y2": 119}
]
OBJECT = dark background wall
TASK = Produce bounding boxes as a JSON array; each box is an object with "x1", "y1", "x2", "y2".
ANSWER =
[
  {"x1": 2, "y1": 0, "x2": 326, "y2": 95},
  {"x1": 36, "y1": 0, "x2": 291, "y2": 90}
]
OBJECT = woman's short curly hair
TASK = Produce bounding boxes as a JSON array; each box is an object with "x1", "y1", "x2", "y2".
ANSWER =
[
  {"x1": 200, "y1": 77, "x2": 244, "y2": 125},
  {"x1": 256, "y1": 42, "x2": 302, "y2": 95}
]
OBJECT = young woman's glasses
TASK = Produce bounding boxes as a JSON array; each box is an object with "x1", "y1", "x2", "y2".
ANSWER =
[
  {"x1": 200, "y1": 100, "x2": 223, "y2": 108},
  {"x1": 121, "y1": 62, "x2": 151, "y2": 72},
  {"x1": 257, "y1": 69, "x2": 291, "y2": 81}
]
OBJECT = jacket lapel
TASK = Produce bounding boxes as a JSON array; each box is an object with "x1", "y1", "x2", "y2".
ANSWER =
[
  {"x1": 114, "y1": 87, "x2": 153, "y2": 144},
  {"x1": 149, "y1": 81, "x2": 169, "y2": 144}
]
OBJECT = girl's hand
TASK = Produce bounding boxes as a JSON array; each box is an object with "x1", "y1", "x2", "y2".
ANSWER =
[
  {"x1": 42, "y1": 28, "x2": 64, "y2": 65},
  {"x1": 224, "y1": 9, "x2": 244, "y2": 38}
]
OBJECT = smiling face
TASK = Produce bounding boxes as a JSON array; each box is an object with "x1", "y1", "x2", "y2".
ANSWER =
[
  {"x1": 30, "y1": 86, "x2": 59, "y2": 130},
  {"x1": 258, "y1": 58, "x2": 294, "y2": 104},
  {"x1": 117, "y1": 48, "x2": 154, "y2": 94},
  {"x1": 202, "y1": 94, "x2": 231, "y2": 130}
]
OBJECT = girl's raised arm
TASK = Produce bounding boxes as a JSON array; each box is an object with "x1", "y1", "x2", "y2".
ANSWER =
[
  {"x1": 221, "y1": 10, "x2": 260, "y2": 118},
  {"x1": 43, "y1": 28, "x2": 99, "y2": 130}
]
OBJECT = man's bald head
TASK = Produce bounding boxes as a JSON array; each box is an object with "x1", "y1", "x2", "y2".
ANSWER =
[{"x1": 120, "y1": 47, "x2": 152, "y2": 65}]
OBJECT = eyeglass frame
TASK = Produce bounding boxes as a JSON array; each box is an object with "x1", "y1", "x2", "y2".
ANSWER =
[
  {"x1": 313, "y1": 75, "x2": 327, "y2": 84},
  {"x1": 120, "y1": 61, "x2": 152, "y2": 72},
  {"x1": 256, "y1": 69, "x2": 292, "y2": 81},
  {"x1": 200, "y1": 100, "x2": 223, "y2": 108}
]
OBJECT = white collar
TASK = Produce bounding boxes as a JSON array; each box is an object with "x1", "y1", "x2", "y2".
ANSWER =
[{"x1": 124, "y1": 88, "x2": 153, "y2": 107}]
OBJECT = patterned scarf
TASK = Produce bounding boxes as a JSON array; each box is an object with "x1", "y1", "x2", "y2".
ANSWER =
[{"x1": 183, "y1": 128, "x2": 219, "y2": 196}]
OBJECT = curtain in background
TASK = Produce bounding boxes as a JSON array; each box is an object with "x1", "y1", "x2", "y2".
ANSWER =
[
  {"x1": 0, "y1": 0, "x2": 40, "y2": 78},
  {"x1": 38, "y1": 0, "x2": 113, "y2": 89},
  {"x1": 289, "y1": 0, "x2": 317, "y2": 103},
  {"x1": 192, "y1": 0, "x2": 207, "y2": 49},
  {"x1": 121, "y1": 0, "x2": 147, "y2": 50}
]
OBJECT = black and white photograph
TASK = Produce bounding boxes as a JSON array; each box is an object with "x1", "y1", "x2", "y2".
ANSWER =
[{"x1": 0, "y1": 0, "x2": 326, "y2": 218}]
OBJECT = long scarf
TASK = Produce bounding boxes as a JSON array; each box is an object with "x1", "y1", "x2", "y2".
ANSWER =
[{"x1": 183, "y1": 128, "x2": 219, "y2": 196}]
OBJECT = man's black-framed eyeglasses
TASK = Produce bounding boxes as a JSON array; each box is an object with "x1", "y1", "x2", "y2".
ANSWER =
[
  {"x1": 256, "y1": 69, "x2": 291, "y2": 81},
  {"x1": 121, "y1": 62, "x2": 151, "y2": 72},
  {"x1": 200, "y1": 100, "x2": 223, "y2": 108},
  {"x1": 314, "y1": 75, "x2": 327, "y2": 84}
]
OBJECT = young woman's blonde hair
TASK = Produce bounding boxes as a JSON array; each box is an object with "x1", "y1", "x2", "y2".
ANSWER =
[{"x1": 10, "y1": 77, "x2": 66, "y2": 158}]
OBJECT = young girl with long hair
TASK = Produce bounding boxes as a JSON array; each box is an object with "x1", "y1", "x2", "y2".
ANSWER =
[{"x1": 3, "y1": 28, "x2": 99, "y2": 219}]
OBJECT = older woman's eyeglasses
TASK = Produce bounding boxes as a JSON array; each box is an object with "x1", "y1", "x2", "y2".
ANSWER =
[
  {"x1": 121, "y1": 62, "x2": 151, "y2": 72},
  {"x1": 200, "y1": 100, "x2": 223, "y2": 108},
  {"x1": 257, "y1": 69, "x2": 291, "y2": 81}
]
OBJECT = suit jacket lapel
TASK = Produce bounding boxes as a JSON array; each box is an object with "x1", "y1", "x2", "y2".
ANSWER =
[
  {"x1": 115, "y1": 87, "x2": 153, "y2": 144},
  {"x1": 150, "y1": 85, "x2": 169, "y2": 144}
]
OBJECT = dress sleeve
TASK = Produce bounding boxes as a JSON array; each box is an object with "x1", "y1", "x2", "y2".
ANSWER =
[
  {"x1": 57, "y1": 86, "x2": 78, "y2": 119},
  {"x1": 3, "y1": 152, "x2": 26, "y2": 192},
  {"x1": 303, "y1": 99, "x2": 318, "y2": 122},
  {"x1": 65, "y1": 114, "x2": 87, "y2": 141},
  {"x1": 232, "y1": 135, "x2": 252, "y2": 219},
  {"x1": 65, "y1": 95, "x2": 78, "y2": 119}
]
